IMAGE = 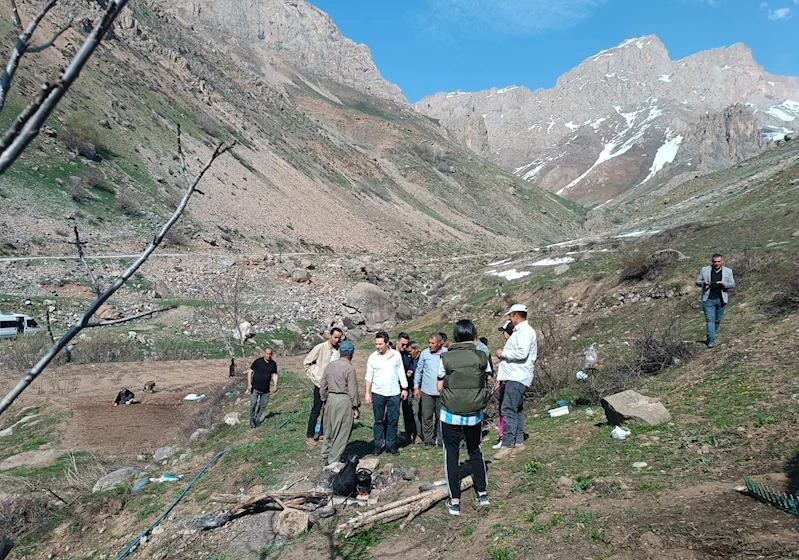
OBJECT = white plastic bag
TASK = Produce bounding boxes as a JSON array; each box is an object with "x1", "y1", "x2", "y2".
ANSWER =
[{"x1": 611, "y1": 426, "x2": 631, "y2": 440}]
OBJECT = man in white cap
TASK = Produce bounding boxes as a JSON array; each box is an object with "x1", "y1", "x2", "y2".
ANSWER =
[{"x1": 494, "y1": 304, "x2": 537, "y2": 460}]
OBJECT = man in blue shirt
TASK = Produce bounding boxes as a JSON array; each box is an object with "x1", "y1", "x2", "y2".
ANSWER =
[{"x1": 413, "y1": 333, "x2": 447, "y2": 447}]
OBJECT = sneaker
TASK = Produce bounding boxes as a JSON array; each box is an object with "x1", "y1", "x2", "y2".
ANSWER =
[
  {"x1": 476, "y1": 492, "x2": 490, "y2": 507},
  {"x1": 317, "y1": 435, "x2": 325, "y2": 442},
  {"x1": 707, "y1": 341, "x2": 715, "y2": 349},
  {"x1": 494, "y1": 446, "x2": 515, "y2": 461},
  {"x1": 373, "y1": 447, "x2": 384, "y2": 456},
  {"x1": 306, "y1": 438, "x2": 317, "y2": 447},
  {"x1": 446, "y1": 499, "x2": 461, "y2": 516},
  {"x1": 491, "y1": 440, "x2": 503, "y2": 450},
  {"x1": 515, "y1": 443, "x2": 527, "y2": 452},
  {"x1": 388, "y1": 448, "x2": 399, "y2": 456}
]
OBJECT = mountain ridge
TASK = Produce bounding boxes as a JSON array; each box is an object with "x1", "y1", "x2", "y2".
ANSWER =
[{"x1": 415, "y1": 35, "x2": 799, "y2": 206}]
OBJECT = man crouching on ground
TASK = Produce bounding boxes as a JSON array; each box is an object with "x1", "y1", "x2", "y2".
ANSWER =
[
  {"x1": 437, "y1": 319, "x2": 491, "y2": 516},
  {"x1": 320, "y1": 341, "x2": 360, "y2": 466}
]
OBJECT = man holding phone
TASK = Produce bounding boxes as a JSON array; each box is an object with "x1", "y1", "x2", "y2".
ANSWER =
[{"x1": 696, "y1": 254, "x2": 736, "y2": 348}]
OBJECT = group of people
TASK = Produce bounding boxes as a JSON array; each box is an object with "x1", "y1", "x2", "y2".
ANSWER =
[
  {"x1": 242, "y1": 253, "x2": 734, "y2": 515},
  {"x1": 294, "y1": 303, "x2": 538, "y2": 515}
]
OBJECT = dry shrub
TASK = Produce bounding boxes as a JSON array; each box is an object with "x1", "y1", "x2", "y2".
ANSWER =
[
  {"x1": 726, "y1": 247, "x2": 770, "y2": 283},
  {"x1": 579, "y1": 308, "x2": 693, "y2": 403},
  {"x1": 63, "y1": 452, "x2": 107, "y2": 492},
  {"x1": 528, "y1": 314, "x2": 573, "y2": 400},
  {"x1": 115, "y1": 190, "x2": 141, "y2": 216},
  {"x1": 67, "y1": 176, "x2": 88, "y2": 203},
  {"x1": 620, "y1": 250, "x2": 680, "y2": 282},
  {"x1": 82, "y1": 167, "x2": 105, "y2": 189},
  {"x1": 0, "y1": 492, "x2": 53, "y2": 539},
  {"x1": 70, "y1": 333, "x2": 140, "y2": 363},
  {"x1": 769, "y1": 259, "x2": 799, "y2": 314},
  {"x1": 0, "y1": 332, "x2": 66, "y2": 372},
  {"x1": 163, "y1": 227, "x2": 188, "y2": 247}
]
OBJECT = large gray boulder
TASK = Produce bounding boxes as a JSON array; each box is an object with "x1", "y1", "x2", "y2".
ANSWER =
[
  {"x1": 92, "y1": 466, "x2": 138, "y2": 493},
  {"x1": 343, "y1": 282, "x2": 396, "y2": 330},
  {"x1": 601, "y1": 389, "x2": 672, "y2": 426}
]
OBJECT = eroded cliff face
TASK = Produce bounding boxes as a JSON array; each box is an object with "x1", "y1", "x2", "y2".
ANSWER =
[
  {"x1": 170, "y1": 0, "x2": 406, "y2": 104},
  {"x1": 415, "y1": 36, "x2": 799, "y2": 206}
]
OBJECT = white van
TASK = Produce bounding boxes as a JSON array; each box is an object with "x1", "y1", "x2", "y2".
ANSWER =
[{"x1": 0, "y1": 313, "x2": 41, "y2": 340}]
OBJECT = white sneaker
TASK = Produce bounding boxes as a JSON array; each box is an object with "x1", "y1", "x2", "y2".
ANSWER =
[{"x1": 492, "y1": 440, "x2": 503, "y2": 450}]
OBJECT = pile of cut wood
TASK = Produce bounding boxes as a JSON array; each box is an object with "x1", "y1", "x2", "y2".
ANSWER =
[{"x1": 335, "y1": 477, "x2": 473, "y2": 537}]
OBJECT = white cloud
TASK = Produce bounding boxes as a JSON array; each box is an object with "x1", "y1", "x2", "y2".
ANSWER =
[
  {"x1": 760, "y1": 2, "x2": 792, "y2": 18},
  {"x1": 768, "y1": 6, "x2": 791, "y2": 18},
  {"x1": 417, "y1": 0, "x2": 607, "y2": 38}
]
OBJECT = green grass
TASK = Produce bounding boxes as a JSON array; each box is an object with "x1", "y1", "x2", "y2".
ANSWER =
[{"x1": 0, "y1": 406, "x2": 69, "y2": 462}]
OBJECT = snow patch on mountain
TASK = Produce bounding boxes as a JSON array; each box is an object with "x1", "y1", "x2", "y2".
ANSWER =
[
  {"x1": 765, "y1": 100, "x2": 799, "y2": 122},
  {"x1": 639, "y1": 130, "x2": 683, "y2": 185}
]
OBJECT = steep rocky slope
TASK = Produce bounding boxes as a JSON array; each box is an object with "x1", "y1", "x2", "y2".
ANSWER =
[
  {"x1": 0, "y1": 0, "x2": 580, "y2": 261},
  {"x1": 416, "y1": 36, "x2": 799, "y2": 207}
]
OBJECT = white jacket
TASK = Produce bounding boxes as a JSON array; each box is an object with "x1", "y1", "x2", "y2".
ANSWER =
[{"x1": 497, "y1": 320, "x2": 537, "y2": 387}]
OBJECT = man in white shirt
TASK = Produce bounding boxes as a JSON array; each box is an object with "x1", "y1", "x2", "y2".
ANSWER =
[
  {"x1": 365, "y1": 331, "x2": 408, "y2": 456},
  {"x1": 494, "y1": 304, "x2": 537, "y2": 460}
]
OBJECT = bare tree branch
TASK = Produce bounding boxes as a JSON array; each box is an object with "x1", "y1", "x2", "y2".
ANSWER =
[
  {"x1": 10, "y1": 0, "x2": 24, "y2": 33},
  {"x1": 0, "y1": 134, "x2": 234, "y2": 416},
  {"x1": 0, "y1": 0, "x2": 60, "y2": 113},
  {"x1": 73, "y1": 225, "x2": 101, "y2": 297},
  {"x1": 84, "y1": 306, "x2": 176, "y2": 328},
  {"x1": 0, "y1": 0, "x2": 131, "y2": 173},
  {"x1": 28, "y1": 16, "x2": 73, "y2": 53}
]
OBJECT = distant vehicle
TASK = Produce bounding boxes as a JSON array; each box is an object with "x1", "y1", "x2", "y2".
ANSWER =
[{"x1": 0, "y1": 313, "x2": 42, "y2": 340}]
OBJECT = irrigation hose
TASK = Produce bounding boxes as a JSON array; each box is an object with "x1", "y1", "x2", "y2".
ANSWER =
[
  {"x1": 115, "y1": 445, "x2": 235, "y2": 560},
  {"x1": 114, "y1": 391, "x2": 313, "y2": 559}
]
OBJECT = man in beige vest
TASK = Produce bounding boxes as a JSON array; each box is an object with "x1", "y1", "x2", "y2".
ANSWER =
[{"x1": 303, "y1": 327, "x2": 342, "y2": 447}]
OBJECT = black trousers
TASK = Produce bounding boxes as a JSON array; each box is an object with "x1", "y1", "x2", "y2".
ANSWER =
[
  {"x1": 306, "y1": 386, "x2": 325, "y2": 438},
  {"x1": 441, "y1": 421, "x2": 487, "y2": 500}
]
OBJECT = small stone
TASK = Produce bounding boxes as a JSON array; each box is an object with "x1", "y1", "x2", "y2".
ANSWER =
[
  {"x1": 632, "y1": 462, "x2": 648, "y2": 469},
  {"x1": 557, "y1": 476, "x2": 573, "y2": 489}
]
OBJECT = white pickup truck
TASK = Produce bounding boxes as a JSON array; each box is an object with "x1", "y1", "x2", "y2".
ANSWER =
[{"x1": 0, "y1": 313, "x2": 42, "y2": 339}]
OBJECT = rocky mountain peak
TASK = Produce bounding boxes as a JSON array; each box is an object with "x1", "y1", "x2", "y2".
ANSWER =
[
  {"x1": 170, "y1": 0, "x2": 406, "y2": 104},
  {"x1": 415, "y1": 35, "x2": 799, "y2": 206}
]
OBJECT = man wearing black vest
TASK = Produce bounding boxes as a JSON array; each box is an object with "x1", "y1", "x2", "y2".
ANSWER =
[
  {"x1": 246, "y1": 347, "x2": 279, "y2": 428},
  {"x1": 437, "y1": 320, "x2": 491, "y2": 516}
]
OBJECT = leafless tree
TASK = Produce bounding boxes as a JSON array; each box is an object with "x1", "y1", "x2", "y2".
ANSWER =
[{"x1": 207, "y1": 266, "x2": 250, "y2": 361}]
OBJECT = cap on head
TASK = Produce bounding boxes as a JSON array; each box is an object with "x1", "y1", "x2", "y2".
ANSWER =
[
  {"x1": 339, "y1": 341, "x2": 355, "y2": 356},
  {"x1": 505, "y1": 303, "x2": 528, "y2": 315}
]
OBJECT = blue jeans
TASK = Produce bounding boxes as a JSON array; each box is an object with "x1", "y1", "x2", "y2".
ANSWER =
[
  {"x1": 372, "y1": 393, "x2": 401, "y2": 451},
  {"x1": 703, "y1": 298, "x2": 726, "y2": 344}
]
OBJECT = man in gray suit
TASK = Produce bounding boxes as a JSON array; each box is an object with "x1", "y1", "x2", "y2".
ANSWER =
[{"x1": 695, "y1": 254, "x2": 735, "y2": 348}]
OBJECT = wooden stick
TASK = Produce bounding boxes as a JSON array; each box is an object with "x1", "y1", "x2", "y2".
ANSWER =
[
  {"x1": 210, "y1": 490, "x2": 330, "y2": 504},
  {"x1": 337, "y1": 476, "x2": 473, "y2": 536}
]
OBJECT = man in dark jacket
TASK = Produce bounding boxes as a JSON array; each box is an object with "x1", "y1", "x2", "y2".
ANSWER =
[{"x1": 437, "y1": 320, "x2": 491, "y2": 516}]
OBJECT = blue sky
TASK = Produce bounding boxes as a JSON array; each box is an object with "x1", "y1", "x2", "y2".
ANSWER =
[{"x1": 306, "y1": 0, "x2": 799, "y2": 103}]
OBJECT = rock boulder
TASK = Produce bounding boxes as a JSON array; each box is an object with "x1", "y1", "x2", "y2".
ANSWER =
[
  {"x1": 601, "y1": 389, "x2": 672, "y2": 426},
  {"x1": 343, "y1": 282, "x2": 396, "y2": 330}
]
